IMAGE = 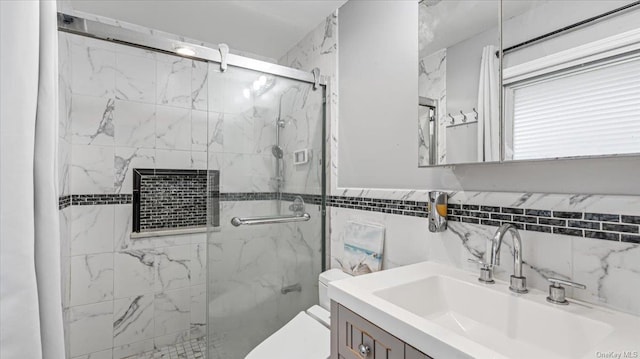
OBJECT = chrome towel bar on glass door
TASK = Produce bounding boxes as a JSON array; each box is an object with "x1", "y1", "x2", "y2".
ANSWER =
[{"x1": 230, "y1": 213, "x2": 311, "y2": 227}]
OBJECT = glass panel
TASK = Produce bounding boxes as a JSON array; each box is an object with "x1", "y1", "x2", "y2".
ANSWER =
[{"x1": 205, "y1": 63, "x2": 325, "y2": 358}]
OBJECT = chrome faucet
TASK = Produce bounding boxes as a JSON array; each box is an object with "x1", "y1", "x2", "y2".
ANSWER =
[{"x1": 489, "y1": 223, "x2": 528, "y2": 294}]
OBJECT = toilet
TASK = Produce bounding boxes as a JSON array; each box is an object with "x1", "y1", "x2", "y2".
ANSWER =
[{"x1": 246, "y1": 269, "x2": 352, "y2": 359}]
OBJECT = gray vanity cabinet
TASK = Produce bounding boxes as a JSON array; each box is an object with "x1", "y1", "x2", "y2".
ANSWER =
[
  {"x1": 405, "y1": 345, "x2": 430, "y2": 359},
  {"x1": 331, "y1": 301, "x2": 432, "y2": 359}
]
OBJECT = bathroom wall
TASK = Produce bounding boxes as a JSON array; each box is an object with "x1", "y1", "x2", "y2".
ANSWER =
[
  {"x1": 58, "y1": 31, "x2": 210, "y2": 359},
  {"x1": 281, "y1": 4, "x2": 640, "y2": 317},
  {"x1": 278, "y1": 10, "x2": 338, "y2": 198},
  {"x1": 328, "y1": 192, "x2": 640, "y2": 316},
  {"x1": 278, "y1": 11, "x2": 338, "y2": 270}
]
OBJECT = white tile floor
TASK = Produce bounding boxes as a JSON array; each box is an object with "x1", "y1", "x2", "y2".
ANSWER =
[{"x1": 123, "y1": 338, "x2": 206, "y2": 359}]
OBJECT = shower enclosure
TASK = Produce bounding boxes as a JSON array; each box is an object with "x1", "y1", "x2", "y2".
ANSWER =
[
  {"x1": 58, "y1": 13, "x2": 326, "y2": 359},
  {"x1": 205, "y1": 65, "x2": 326, "y2": 358}
]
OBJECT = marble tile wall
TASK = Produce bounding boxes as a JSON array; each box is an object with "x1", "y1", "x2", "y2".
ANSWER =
[
  {"x1": 278, "y1": 12, "x2": 337, "y2": 196},
  {"x1": 328, "y1": 191, "x2": 640, "y2": 317},
  {"x1": 61, "y1": 32, "x2": 210, "y2": 197},
  {"x1": 273, "y1": 81, "x2": 324, "y2": 196},
  {"x1": 282, "y1": 12, "x2": 640, "y2": 318},
  {"x1": 59, "y1": 31, "x2": 212, "y2": 358},
  {"x1": 62, "y1": 203, "x2": 207, "y2": 359}
]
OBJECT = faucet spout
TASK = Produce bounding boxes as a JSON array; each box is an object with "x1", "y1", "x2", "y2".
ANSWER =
[{"x1": 489, "y1": 223, "x2": 528, "y2": 293}]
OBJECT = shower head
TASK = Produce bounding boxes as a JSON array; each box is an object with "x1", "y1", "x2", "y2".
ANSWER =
[{"x1": 271, "y1": 145, "x2": 284, "y2": 159}]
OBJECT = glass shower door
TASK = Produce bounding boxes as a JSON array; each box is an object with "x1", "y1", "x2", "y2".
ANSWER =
[{"x1": 205, "y1": 64, "x2": 325, "y2": 358}]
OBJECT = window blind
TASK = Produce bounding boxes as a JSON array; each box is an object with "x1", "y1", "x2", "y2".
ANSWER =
[{"x1": 511, "y1": 56, "x2": 640, "y2": 160}]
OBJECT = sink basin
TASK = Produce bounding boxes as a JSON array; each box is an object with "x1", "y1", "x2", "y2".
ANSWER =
[
  {"x1": 328, "y1": 261, "x2": 640, "y2": 359},
  {"x1": 374, "y1": 275, "x2": 613, "y2": 359}
]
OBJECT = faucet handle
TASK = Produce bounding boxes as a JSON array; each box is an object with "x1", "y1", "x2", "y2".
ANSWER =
[
  {"x1": 467, "y1": 258, "x2": 495, "y2": 284},
  {"x1": 546, "y1": 277, "x2": 586, "y2": 305},
  {"x1": 547, "y1": 277, "x2": 586, "y2": 289},
  {"x1": 467, "y1": 258, "x2": 491, "y2": 268}
]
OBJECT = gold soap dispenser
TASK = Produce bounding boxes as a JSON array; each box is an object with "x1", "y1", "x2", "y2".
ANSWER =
[{"x1": 428, "y1": 191, "x2": 448, "y2": 232}]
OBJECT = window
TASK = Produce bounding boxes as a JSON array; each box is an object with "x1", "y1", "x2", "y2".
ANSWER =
[
  {"x1": 503, "y1": 28, "x2": 640, "y2": 161},
  {"x1": 506, "y1": 54, "x2": 640, "y2": 161}
]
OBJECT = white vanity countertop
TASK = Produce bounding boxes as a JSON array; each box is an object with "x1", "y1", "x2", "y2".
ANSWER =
[{"x1": 328, "y1": 261, "x2": 640, "y2": 359}]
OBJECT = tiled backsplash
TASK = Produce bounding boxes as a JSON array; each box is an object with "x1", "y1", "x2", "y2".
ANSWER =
[
  {"x1": 327, "y1": 194, "x2": 639, "y2": 243},
  {"x1": 327, "y1": 196, "x2": 428, "y2": 217},
  {"x1": 448, "y1": 203, "x2": 640, "y2": 243},
  {"x1": 328, "y1": 190, "x2": 640, "y2": 317}
]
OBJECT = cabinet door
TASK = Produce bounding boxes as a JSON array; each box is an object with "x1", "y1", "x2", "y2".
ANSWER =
[
  {"x1": 405, "y1": 344, "x2": 432, "y2": 359},
  {"x1": 336, "y1": 304, "x2": 405, "y2": 359}
]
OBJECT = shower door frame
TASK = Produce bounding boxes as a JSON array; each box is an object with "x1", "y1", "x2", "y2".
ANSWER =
[{"x1": 57, "y1": 13, "x2": 326, "y2": 87}]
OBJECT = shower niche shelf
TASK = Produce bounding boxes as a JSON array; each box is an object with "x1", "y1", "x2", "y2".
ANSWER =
[{"x1": 132, "y1": 168, "x2": 220, "y2": 235}]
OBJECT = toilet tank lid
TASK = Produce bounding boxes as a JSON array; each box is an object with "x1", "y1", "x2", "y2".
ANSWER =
[{"x1": 319, "y1": 268, "x2": 352, "y2": 286}]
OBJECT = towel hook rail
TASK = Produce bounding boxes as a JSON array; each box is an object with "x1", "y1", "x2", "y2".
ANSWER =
[{"x1": 460, "y1": 110, "x2": 467, "y2": 123}]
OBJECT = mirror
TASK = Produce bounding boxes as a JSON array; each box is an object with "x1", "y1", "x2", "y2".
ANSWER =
[
  {"x1": 418, "y1": 0, "x2": 501, "y2": 165},
  {"x1": 501, "y1": 0, "x2": 640, "y2": 162},
  {"x1": 418, "y1": 97, "x2": 437, "y2": 166}
]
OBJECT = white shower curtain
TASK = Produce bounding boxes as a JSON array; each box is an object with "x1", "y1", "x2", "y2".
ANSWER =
[
  {"x1": 476, "y1": 45, "x2": 500, "y2": 162},
  {"x1": 0, "y1": 1, "x2": 66, "y2": 358}
]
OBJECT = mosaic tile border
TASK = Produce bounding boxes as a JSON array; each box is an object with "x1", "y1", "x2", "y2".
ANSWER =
[
  {"x1": 58, "y1": 194, "x2": 71, "y2": 210},
  {"x1": 447, "y1": 204, "x2": 640, "y2": 243},
  {"x1": 326, "y1": 195, "x2": 429, "y2": 218},
  {"x1": 58, "y1": 192, "x2": 321, "y2": 209},
  {"x1": 218, "y1": 192, "x2": 279, "y2": 201},
  {"x1": 218, "y1": 192, "x2": 323, "y2": 205},
  {"x1": 58, "y1": 192, "x2": 640, "y2": 243},
  {"x1": 325, "y1": 195, "x2": 639, "y2": 244},
  {"x1": 58, "y1": 194, "x2": 132, "y2": 209}
]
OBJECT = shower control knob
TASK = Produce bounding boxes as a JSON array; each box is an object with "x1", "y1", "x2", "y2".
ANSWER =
[{"x1": 358, "y1": 344, "x2": 371, "y2": 356}]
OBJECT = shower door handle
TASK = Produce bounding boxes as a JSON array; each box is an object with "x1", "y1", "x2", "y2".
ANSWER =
[{"x1": 230, "y1": 213, "x2": 311, "y2": 227}]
